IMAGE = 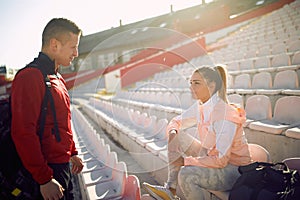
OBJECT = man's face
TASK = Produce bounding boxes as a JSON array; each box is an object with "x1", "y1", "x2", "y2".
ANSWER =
[{"x1": 55, "y1": 32, "x2": 80, "y2": 67}]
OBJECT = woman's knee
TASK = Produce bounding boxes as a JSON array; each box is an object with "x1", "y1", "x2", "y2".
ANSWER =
[{"x1": 178, "y1": 166, "x2": 194, "y2": 186}]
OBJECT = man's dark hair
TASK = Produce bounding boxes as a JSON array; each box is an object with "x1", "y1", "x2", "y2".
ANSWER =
[{"x1": 42, "y1": 18, "x2": 82, "y2": 47}]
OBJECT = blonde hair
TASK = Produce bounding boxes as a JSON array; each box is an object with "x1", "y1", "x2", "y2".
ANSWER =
[{"x1": 215, "y1": 64, "x2": 228, "y2": 103}]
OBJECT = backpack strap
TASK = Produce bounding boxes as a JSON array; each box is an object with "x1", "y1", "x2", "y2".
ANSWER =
[
  {"x1": 45, "y1": 77, "x2": 60, "y2": 142},
  {"x1": 38, "y1": 76, "x2": 60, "y2": 142},
  {"x1": 24, "y1": 64, "x2": 60, "y2": 142}
]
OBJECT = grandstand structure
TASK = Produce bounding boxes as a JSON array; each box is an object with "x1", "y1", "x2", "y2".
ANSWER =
[
  {"x1": 68, "y1": 1, "x2": 300, "y2": 199},
  {"x1": 70, "y1": 0, "x2": 300, "y2": 199},
  {"x1": 1, "y1": 0, "x2": 299, "y2": 199}
]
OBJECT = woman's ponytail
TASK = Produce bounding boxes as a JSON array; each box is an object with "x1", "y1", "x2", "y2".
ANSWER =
[{"x1": 216, "y1": 65, "x2": 228, "y2": 103}]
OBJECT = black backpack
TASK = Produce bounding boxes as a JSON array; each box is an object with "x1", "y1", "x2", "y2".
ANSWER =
[
  {"x1": 0, "y1": 64, "x2": 59, "y2": 200},
  {"x1": 229, "y1": 162, "x2": 300, "y2": 200}
]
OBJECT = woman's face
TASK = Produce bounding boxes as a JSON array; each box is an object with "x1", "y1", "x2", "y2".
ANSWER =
[{"x1": 189, "y1": 72, "x2": 215, "y2": 103}]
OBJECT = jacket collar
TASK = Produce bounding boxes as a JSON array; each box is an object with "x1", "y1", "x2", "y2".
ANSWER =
[{"x1": 32, "y1": 52, "x2": 56, "y2": 75}]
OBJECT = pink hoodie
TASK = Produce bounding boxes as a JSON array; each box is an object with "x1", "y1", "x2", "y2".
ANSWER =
[{"x1": 167, "y1": 97, "x2": 251, "y2": 168}]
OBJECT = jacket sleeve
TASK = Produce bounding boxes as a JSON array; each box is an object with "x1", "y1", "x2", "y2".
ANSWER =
[
  {"x1": 166, "y1": 101, "x2": 199, "y2": 133},
  {"x1": 184, "y1": 120, "x2": 237, "y2": 168},
  {"x1": 11, "y1": 68, "x2": 53, "y2": 184},
  {"x1": 71, "y1": 140, "x2": 78, "y2": 156}
]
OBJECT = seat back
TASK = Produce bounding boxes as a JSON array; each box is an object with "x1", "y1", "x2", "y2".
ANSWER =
[
  {"x1": 292, "y1": 51, "x2": 300, "y2": 65},
  {"x1": 288, "y1": 40, "x2": 300, "y2": 52},
  {"x1": 234, "y1": 74, "x2": 251, "y2": 89},
  {"x1": 239, "y1": 59, "x2": 254, "y2": 70},
  {"x1": 228, "y1": 94, "x2": 244, "y2": 108},
  {"x1": 273, "y1": 96, "x2": 300, "y2": 124},
  {"x1": 282, "y1": 157, "x2": 300, "y2": 174},
  {"x1": 271, "y1": 53, "x2": 290, "y2": 67},
  {"x1": 123, "y1": 175, "x2": 141, "y2": 200},
  {"x1": 245, "y1": 95, "x2": 272, "y2": 120},
  {"x1": 252, "y1": 72, "x2": 272, "y2": 89},
  {"x1": 273, "y1": 70, "x2": 299, "y2": 89},
  {"x1": 272, "y1": 43, "x2": 287, "y2": 55},
  {"x1": 248, "y1": 143, "x2": 271, "y2": 162},
  {"x1": 254, "y1": 57, "x2": 270, "y2": 69}
]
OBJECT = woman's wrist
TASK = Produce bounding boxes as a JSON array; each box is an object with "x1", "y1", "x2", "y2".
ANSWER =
[{"x1": 169, "y1": 129, "x2": 177, "y2": 135}]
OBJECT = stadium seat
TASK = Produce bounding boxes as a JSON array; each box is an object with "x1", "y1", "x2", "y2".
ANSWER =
[
  {"x1": 244, "y1": 49, "x2": 257, "y2": 59},
  {"x1": 239, "y1": 59, "x2": 255, "y2": 72},
  {"x1": 81, "y1": 152, "x2": 118, "y2": 186},
  {"x1": 234, "y1": 74, "x2": 251, "y2": 89},
  {"x1": 282, "y1": 157, "x2": 300, "y2": 174},
  {"x1": 254, "y1": 57, "x2": 272, "y2": 72},
  {"x1": 226, "y1": 61, "x2": 240, "y2": 71},
  {"x1": 245, "y1": 95, "x2": 272, "y2": 127},
  {"x1": 248, "y1": 143, "x2": 271, "y2": 163},
  {"x1": 257, "y1": 46, "x2": 271, "y2": 56},
  {"x1": 136, "y1": 118, "x2": 168, "y2": 147},
  {"x1": 233, "y1": 74, "x2": 255, "y2": 94},
  {"x1": 127, "y1": 115, "x2": 158, "y2": 141},
  {"x1": 288, "y1": 40, "x2": 300, "y2": 52},
  {"x1": 285, "y1": 127, "x2": 300, "y2": 139},
  {"x1": 86, "y1": 162, "x2": 127, "y2": 199},
  {"x1": 252, "y1": 71, "x2": 272, "y2": 89},
  {"x1": 291, "y1": 51, "x2": 300, "y2": 65},
  {"x1": 271, "y1": 53, "x2": 290, "y2": 68},
  {"x1": 123, "y1": 175, "x2": 141, "y2": 200},
  {"x1": 273, "y1": 70, "x2": 299, "y2": 89},
  {"x1": 228, "y1": 94, "x2": 244, "y2": 108},
  {"x1": 145, "y1": 138, "x2": 168, "y2": 155},
  {"x1": 272, "y1": 43, "x2": 287, "y2": 55},
  {"x1": 249, "y1": 96, "x2": 300, "y2": 134},
  {"x1": 259, "y1": 70, "x2": 299, "y2": 95}
]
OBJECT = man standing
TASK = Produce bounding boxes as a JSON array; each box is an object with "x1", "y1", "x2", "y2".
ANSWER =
[{"x1": 11, "y1": 18, "x2": 83, "y2": 200}]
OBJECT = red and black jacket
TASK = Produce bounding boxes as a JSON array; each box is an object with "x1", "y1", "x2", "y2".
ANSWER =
[{"x1": 11, "y1": 52, "x2": 78, "y2": 184}]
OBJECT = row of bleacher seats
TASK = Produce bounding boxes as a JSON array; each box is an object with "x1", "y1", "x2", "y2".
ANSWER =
[
  {"x1": 111, "y1": 91, "x2": 300, "y2": 140},
  {"x1": 228, "y1": 94, "x2": 300, "y2": 138},
  {"x1": 147, "y1": 50, "x2": 300, "y2": 89},
  {"x1": 228, "y1": 70, "x2": 300, "y2": 95},
  {"x1": 215, "y1": 39, "x2": 300, "y2": 63},
  {"x1": 225, "y1": 51, "x2": 300, "y2": 74},
  {"x1": 78, "y1": 95, "x2": 300, "y2": 192},
  {"x1": 135, "y1": 68, "x2": 300, "y2": 97},
  {"x1": 114, "y1": 89, "x2": 193, "y2": 114},
  {"x1": 213, "y1": 1, "x2": 300, "y2": 62},
  {"x1": 71, "y1": 106, "x2": 142, "y2": 200},
  {"x1": 146, "y1": 51, "x2": 300, "y2": 84}
]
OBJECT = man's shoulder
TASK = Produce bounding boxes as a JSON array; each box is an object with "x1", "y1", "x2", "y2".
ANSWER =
[{"x1": 14, "y1": 67, "x2": 44, "y2": 83}]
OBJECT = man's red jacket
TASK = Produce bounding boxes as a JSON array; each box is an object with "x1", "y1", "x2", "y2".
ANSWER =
[{"x1": 11, "y1": 52, "x2": 78, "y2": 184}]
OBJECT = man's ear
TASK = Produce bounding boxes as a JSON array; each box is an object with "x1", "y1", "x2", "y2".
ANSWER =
[{"x1": 49, "y1": 38, "x2": 58, "y2": 51}]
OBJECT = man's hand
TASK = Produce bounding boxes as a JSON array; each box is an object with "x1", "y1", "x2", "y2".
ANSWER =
[
  {"x1": 70, "y1": 155, "x2": 83, "y2": 174},
  {"x1": 40, "y1": 178, "x2": 64, "y2": 200}
]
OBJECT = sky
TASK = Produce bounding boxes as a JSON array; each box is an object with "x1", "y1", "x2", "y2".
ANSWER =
[{"x1": 0, "y1": 0, "x2": 209, "y2": 69}]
